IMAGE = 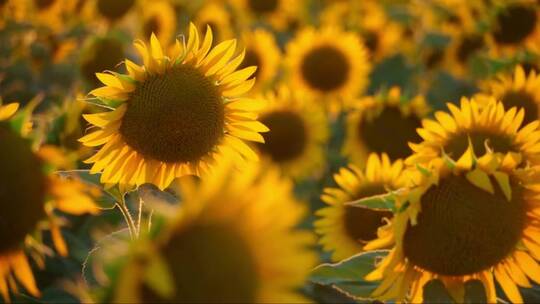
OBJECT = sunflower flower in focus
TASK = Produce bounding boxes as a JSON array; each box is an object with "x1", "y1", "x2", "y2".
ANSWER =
[
  {"x1": 0, "y1": 101, "x2": 100, "y2": 302},
  {"x1": 80, "y1": 24, "x2": 268, "y2": 190},
  {"x1": 364, "y1": 150, "x2": 540, "y2": 303},
  {"x1": 315, "y1": 153, "x2": 405, "y2": 262}
]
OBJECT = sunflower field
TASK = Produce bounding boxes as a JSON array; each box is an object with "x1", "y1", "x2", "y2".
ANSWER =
[{"x1": 2, "y1": 0, "x2": 540, "y2": 303}]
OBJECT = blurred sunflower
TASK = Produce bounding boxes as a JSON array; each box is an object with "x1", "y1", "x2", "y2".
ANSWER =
[
  {"x1": 408, "y1": 97, "x2": 540, "y2": 167},
  {"x1": 138, "y1": 0, "x2": 176, "y2": 46},
  {"x1": 487, "y1": 1, "x2": 540, "y2": 55},
  {"x1": 238, "y1": 29, "x2": 281, "y2": 92},
  {"x1": 193, "y1": 1, "x2": 234, "y2": 44},
  {"x1": 443, "y1": 28, "x2": 487, "y2": 77},
  {"x1": 478, "y1": 65, "x2": 540, "y2": 125},
  {"x1": 0, "y1": 102, "x2": 100, "y2": 302},
  {"x1": 343, "y1": 87, "x2": 429, "y2": 165},
  {"x1": 80, "y1": 24, "x2": 267, "y2": 190},
  {"x1": 79, "y1": 36, "x2": 125, "y2": 88},
  {"x1": 285, "y1": 26, "x2": 370, "y2": 112},
  {"x1": 31, "y1": 0, "x2": 65, "y2": 31},
  {"x1": 315, "y1": 153, "x2": 405, "y2": 262},
  {"x1": 94, "y1": 0, "x2": 136, "y2": 23},
  {"x1": 364, "y1": 149, "x2": 540, "y2": 303},
  {"x1": 230, "y1": 0, "x2": 299, "y2": 31},
  {"x1": 255, "y1": 86, "x2": 327, "y2": 179},
  {"x1": 111, "y1": 160, "x2": 316, "y2": 303},
  {"x1": 0, "y1": 0, "x2": 26, "y2": 27}
]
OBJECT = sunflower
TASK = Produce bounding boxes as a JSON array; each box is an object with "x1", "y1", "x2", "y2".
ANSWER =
[
  {"x1": 255, "y1": 86, "x2": 328, "y2": 179},
  {"x1": 285, "y1": 26, "x2": 371, "y2": 112},
  {"x1": 94, "y1": 0, "x2": 136, "y2": 23},
  {"x1": 80, "y1": 24, "x2": 268, "y2": 190},
  {"x1": 478, "y1": 65, "x2": 540, "y2": 125},
  {"x1": 314, "y1": 153, "x2": 406, "y2": 262},
  {"x1": 79, "y1": 36, "x2": 125, "y2": 88},
  {"x1": 408, "y1": 96, "x2": 540, "y2": 167},
  {"x1": 31, "y1": 0, "x2": 65, "y2": 31},
  {"x1": 0, "y1": 102, "x2": 100, "y2": 302},
  {"x1": 109, "y1": 159, "x2": 316, "y2": 303},
  {"x1": 442, "y1": 26, "x2": 488, "y2": 77},
  {"x1": 0, "y1": 0, "x2": 26, "y2": 27},
  {"x1": 238, "y1": 29, "x2": 281, "y2": 92},
  {"x1": 321, "y1": 1, "x2": 404, "y2": 61},
  {"x1": 193, "y1": 1, "x2": 234, "y2": 44},
  {"x1": 343, "y1": 87, "x2": 429, "y2": 165},
  {"x1": 229, "y1": 0, "x2": 300, "y2": 31},
  {"x1": 487, "y1": 1, "x2": 540, "y2": 56},
  {"x1": 364, "y1": 146, "x2": 540, "y2": 303},
  {"x1": 138, "y1": 0, "x2": 176, "y2": 46}
]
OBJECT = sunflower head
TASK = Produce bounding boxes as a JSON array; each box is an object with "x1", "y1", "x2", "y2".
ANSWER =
[
  {"x1": 344, "y1": 87, "x2": 429, "y2": 165},
  {"x1": 80, "y1": 36, "x2": 125, "y2": 88},
  {"x1": 230, "y1": 0, "x2": 299, "y2": 30},
  {"x1": 365, "y1": 147, "x2": 540, "y2": 303},
  {"x1": 255, "y1": 86, "x2": 328, "y2": 179},
  {"x1": 487, "y1": 2, "x2": 540, "y2": 55},
  {"x1": 408, "y1": 96, "x2": 540, "y2": 168},
  {"x1": 96, "y1": 0, "x2": 135, "y2": 22},
  {"x1": 315, "y1": 153, "x2": 406, "y2": 262},
  {"x1": 479, "y1": 65, "x2": 540, "y2": 125},
  {"x1": 98, "y1": 160, "x2": 316, "y2": 303},
  {"x1": 80, "y1": 24, "x2": 268, "y2": 190},
  {"x1": 193, "y1": 1, "x2": 234, "y2": 44},
  {"x1": 238, "y1": 29, "x2": 281, "y2": 92},
  {"x1": 0, "y1": 101, "x2": 100, "y2": 301},
  {"x1": 285, "y1": 26, "x2": 371, "y2": 112},
  {"x1": 139, "y1": 0, "x2": 176, "y2": 46}
]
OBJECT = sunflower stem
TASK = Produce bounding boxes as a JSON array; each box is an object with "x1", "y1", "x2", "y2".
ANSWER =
[
  {"x1": 116, "y1": 196, "x2": 137, "y2": 240},
  {"x1": 136, "y1": 197, "x2": 144, "y2": 237}
]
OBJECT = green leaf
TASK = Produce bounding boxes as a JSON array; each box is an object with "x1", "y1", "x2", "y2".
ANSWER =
[
  {"x1": 423, "y1": 279, "x2": 455, "y2": 303},
  {"x1": 310, "y1": 250, "x2": 389, "y2": 300},
  {"x1": 464, "y1": 280, "x2": 486, "y2": 303},
  {"x1": 346, "y1": 193, "x2": 396, "y2": 211}
]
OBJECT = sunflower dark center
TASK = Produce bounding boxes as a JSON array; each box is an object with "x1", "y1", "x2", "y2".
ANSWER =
[
  {"x1": 248, "y1": 0, "x2": 278, "y2": 14},
  {"x1": 300, "y1": 45, "x2": 350, "y2": 92},
  {"x1": 143, "y1": 224, "x2": 258, "y2": 302},
  {"x1": 425, "y1": 49, "x2": 444, "y2": 69},
  {"x1": 80, "y1": 38, "x2": 125, "y2": 88},
  {"x1": 444, "y1": 130, "x2": 515, "y2": 158},
  {"x1": 120, "y1": 65, "x2": 224, "y2": 163},
  {"x1": 238, "y1": 49, "x2": 261, "y2": 79},
  {"x1": 344, "y1": 184, "x2": 393, "y2": 243},
  {"x1": 258, "y1": 110, "x2": 307, "y2": 162},
  {"x1": 96, "y1": 0, "x2": 135, "y2": 21},
  {"x1": 358, "y1": 107, "x2": 421, "y2": 160},
  {"x1": 0, "y1": 125, "x2": 46, "y2": 254},
  {"x1": 35, "y1": 0, "x2": 55, "y2": 10},
  {"x1": 456, "y1": 35, "x2": 484, "y2": 64},
  {"x1": 493, "y1": 5, "x2": 537, "y2": 45},
  {"x1": 501, "y1": 90, "x2": 538, "y2": 125},
  {"x1": 143, "y1": 17, "x2": 161, "y2": 39},
  {"x1": 522, "y1": 62, "x2": 540, "y2": 74},
  {"x1": 403, "y1": 175, "x2": 525, "y2": 276},
  {"x1": 364, "y1": 31, "x2": 379, "y2": 55}
]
